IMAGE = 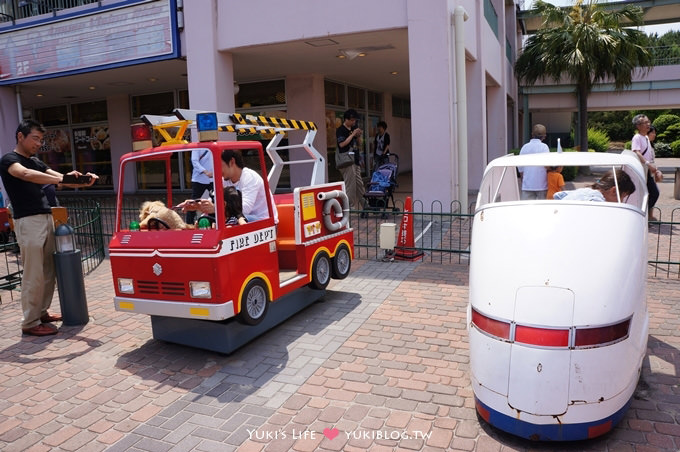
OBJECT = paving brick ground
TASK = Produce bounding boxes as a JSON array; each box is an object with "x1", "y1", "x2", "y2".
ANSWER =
[{"x1": 0, "y1": 169, "x2": 678, "y2": 452}]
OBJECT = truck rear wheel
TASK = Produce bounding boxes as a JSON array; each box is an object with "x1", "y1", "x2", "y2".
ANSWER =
[
  {"x1": 309, "y1": 251, "x2": 331, "y2": 290},
  {"x1": 239, "y1": 279, "x2": 269, "y2": 325},
  {"x1": 331, "y1": 244, "x2": 351, "y2": 279}
]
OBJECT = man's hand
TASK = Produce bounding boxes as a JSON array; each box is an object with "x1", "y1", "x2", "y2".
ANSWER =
[{"x1": 177, "y1": 199, "x2": 215, "y2": 214}]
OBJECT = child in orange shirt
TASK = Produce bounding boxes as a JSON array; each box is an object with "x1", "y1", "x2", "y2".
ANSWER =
[{"x1": 547, "y1": 166, "x2": 565, "y2": 199}]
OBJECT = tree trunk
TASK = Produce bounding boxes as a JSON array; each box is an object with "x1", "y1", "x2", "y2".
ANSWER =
[{"x1": 578, "y1": 84, "x2": 588, "y2": 152}]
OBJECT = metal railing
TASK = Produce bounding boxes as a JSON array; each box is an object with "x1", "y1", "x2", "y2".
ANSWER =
[
  {"x1": 0, "y1": 0, "x2": 101, "y2": 22},
  {"x1": 0, "y1": 199, "x2": 105, "y2": 301},
  {"x1": 648, "y1": 207, "x2": 680, "y2": 278},
  {"x1": 352, "y1": 200, "x2": 473, "y2": 264},
  {"x1": 648, "y1": 45, "x2": 680, "y2": 67}
]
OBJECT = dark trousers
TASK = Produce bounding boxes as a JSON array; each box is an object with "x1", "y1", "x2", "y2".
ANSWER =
[
  {"x1": 647, "y1": 171, "x2": 660, "y2": 210},
  {"x1": 186, "y1": 182, "x2": 213, "y2": 224}
]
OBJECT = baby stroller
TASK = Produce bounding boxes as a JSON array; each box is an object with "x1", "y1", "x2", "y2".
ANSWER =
[{"x1": 363, "y1": 153, "x2": 399, "y2": 216}]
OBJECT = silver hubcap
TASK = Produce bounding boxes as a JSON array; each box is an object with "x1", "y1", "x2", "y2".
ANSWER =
[
  {"x1": 336, "y1": 249, "x2": 350, "y2": 275},
  {"x1": 246, "y1": 285, "x2": 266, "y2": 319},
  {"x1": 318, "y1": 256, "x2": 330, "y2": 284}
]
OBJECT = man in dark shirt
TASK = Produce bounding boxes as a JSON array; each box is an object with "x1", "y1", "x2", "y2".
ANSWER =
[
  {"x1": 0, "y1": 120, "x2": 98, "y2": 336},
  {"x1": 336, "y1": 109, "x2": 365, "y2": 210}
]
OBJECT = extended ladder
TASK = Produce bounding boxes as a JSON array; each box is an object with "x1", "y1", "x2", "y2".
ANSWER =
[{"x1": 141, "y1": 109, "x2": 324, "y2": 190}]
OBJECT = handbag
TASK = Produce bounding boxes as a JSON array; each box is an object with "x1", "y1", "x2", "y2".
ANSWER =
[{"x1": 335, "y1": 149, "x2": 354, "y2": 169}]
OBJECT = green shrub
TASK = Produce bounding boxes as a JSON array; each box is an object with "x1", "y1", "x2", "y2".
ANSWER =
[
  {"x1": 624, "y1": 140, "x2": 632, "y2": 150},
  {"x1": 671, "y1": 140, "x2": 680, "y2": 157},
  {"x1": 587, "y1": 128, "x2": 610, "y2": 152},
  {"x1": 652, "y1": 114, "x2": 680, "y2": 135},
  {"x1": 659, "y1": 122, "x2": 680, "y2": 144},
  {"x1": 654, "y1": 141, "x2": 673, "y2": 158}
]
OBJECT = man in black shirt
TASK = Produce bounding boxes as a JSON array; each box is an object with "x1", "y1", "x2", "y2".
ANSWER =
[
  {"x1": 0, "y1": 120, "x2": 98, "y2": 336},
  {"x1": 336, "y1": 109, "x2": 365, "y2": 210}
]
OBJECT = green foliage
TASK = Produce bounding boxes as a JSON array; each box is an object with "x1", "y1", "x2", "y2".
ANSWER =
[
  {"x1": 671, "y1": 140, "x2": 680, "y2": 158},
  {"x1": 586, "y1": 128, "x2": 610, "y2": 153},
  {"x1": 587, "y1": 111, "x2": 632, "y2": 141},
  {"x1": 659, "y1": 123, "x2": 680, "y2": 145},
  {"x1": 654, "y1": 142, "x2": 673, "y2": 158},
  {"x1": 653, "y1": 114, "x2": 680, "y2": 134}
]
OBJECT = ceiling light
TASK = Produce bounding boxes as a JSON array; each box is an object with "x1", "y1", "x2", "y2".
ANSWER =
[
  {"x1": 88, "y1": 86, "x2": 96, "y2": 90},
  {"x1": 36, "y1": 93, "x2": 43, "y2": 97},
  {"x1": 358, "y1": 53, "x2": 366, "y2": 57},
  {"x1": 148, "y1": 77, "x2": 158, "y2": 82},
  {"x1": 339, "y1": 49, "x2": 362, "y2": 60},
  {"x1": 391, "y1": 71, "x2": 398, "y2": 75},
  {"x1": 336, "y1": 54, "x2": 346, "y2": 59}
]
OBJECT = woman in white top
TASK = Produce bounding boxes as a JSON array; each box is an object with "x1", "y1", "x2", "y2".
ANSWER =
[{"x1": 631, "y1": 114, "x2": 662, "y2": 221}]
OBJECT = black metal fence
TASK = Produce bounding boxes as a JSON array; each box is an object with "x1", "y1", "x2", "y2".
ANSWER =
[
  {"x1": 648, "y1": 207, "x2": 680, "y2": 278},
  {"x1": 353, "y1": 201, "x2": 680, "y2": 278},
  {"x1": 0, "y1": 0, "x2": 101, "y2": 22},
  {"x1": 0, "y1": 199, "x2": 106, "y2": 301},
  {"x1": 352, "y1": 200, "x2": 473, "y2": 264}
]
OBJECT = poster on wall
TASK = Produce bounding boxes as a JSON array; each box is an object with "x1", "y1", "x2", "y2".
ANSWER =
[
  {"x1": 39, "y1": 128, "x2": 71, "y2": 173},
  {"x1": 325, "y1": 110, "x2": 343, "y2": 149},
  {"x1": 72, "y1": 126, "x2": 110, "y2": 176}
]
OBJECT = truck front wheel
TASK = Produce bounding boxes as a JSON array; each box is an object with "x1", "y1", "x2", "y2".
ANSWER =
[
  {"x1": 239, "y1": 279, "x2": 269, "y2": 325},
  {"x1": 309, "y1": 251, "x2": 331, "y2": 290}
]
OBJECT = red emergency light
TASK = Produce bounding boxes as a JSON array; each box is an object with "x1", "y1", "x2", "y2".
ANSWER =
[{"x1": 131, "y1": 124, "x2": 153, "y2": 151}]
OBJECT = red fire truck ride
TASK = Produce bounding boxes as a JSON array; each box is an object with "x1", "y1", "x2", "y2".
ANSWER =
[{"x1": 109, "y1": 110, "x2": 353, "y2": 332}]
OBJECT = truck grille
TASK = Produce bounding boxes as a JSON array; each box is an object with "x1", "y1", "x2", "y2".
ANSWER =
[{"x1": 137, "y1": 281, "x2": 186, "y2": 296}]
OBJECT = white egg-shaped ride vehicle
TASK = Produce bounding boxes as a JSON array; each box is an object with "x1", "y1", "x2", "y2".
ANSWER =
[{"x1": 468, "y1": 151, "x2": 649, "y2": 441}]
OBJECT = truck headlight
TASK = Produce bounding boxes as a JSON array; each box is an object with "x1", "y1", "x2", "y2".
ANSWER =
[
  {"x1": 118, "y1": 278, "x2": 134, "y2": 294},
  {"x1": 190, "y1": 281, "x2": 212, "y2": 298}
]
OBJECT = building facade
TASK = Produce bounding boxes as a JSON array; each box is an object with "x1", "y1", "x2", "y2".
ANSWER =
[{"x1": 0, "y1": 0, "x2": 520, "y2": 208}]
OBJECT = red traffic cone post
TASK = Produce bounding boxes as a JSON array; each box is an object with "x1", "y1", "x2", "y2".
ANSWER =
[{"x1": 394, "y1": 197, "x2": 424, "y2": 261}]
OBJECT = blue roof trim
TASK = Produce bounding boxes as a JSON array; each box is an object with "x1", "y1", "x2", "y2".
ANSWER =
[{"x1": 0, "y1": 54, "x2": 181, "y2": 86}]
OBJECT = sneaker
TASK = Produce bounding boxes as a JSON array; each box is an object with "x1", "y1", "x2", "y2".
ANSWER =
[
  {"x1": 22, "y1": 323, "x2": 58, "y2": 336},
  {"x1": 40, "y1": 312, "x2": 63, "y2": 323}
]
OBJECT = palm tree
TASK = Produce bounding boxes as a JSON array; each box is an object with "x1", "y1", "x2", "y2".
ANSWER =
[{"x1": 515, "y1": 0, "x2": 653, "y2": 151}]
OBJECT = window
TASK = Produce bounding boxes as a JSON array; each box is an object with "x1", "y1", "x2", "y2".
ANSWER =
[
  {"x1": 131, "y1": 92, "x2": 175, "y2": 118},
  {"x1": 392, "y1": 96, "x2": 411, "y2": 118},
  {"x1": 484, "y1": 0, "x2": 499, "y2": 39},
  {"x1": 324, "y1": 80, "x2": 345, "y2": 107},
  {"x1": 71, "y1": 101, "x2": 107, "y2": 123},
  {"x1": 347, "y1": 86, "x2": 365, "y2": 109},
  {"x1": 35, "y1": 106, "x2": 68, "y2": 126},
  {"x1": 367, "y1": 91, "x2": 383, "y2": 112},
  {"x1": 179, "y1": 90, "x2": 189, "y2": 109},
  {"x1": 236, "y1": 80, "x2": 286, "y2": 108}
]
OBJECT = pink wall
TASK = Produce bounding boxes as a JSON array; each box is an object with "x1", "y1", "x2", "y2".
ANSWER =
[{"x1": 215, "y1": 0, "x2": 407, "y2": 49}]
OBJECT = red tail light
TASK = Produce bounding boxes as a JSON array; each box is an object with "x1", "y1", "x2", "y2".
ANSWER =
[
  {"x1": 471, "y1": 308, "x2": 511, "y2": 340},
  {"x1": 471, "y1": 307, "x2": 632, "y2": 350},
  {"x1": 574, "y1": 318, "x2": 631, "y2": 348},
  {"x1": 131, "y1": 124, "x2": 152, "y2": 141},
  {"x1": 515, "y1": 325, "x2": 570, "y2": 347}
]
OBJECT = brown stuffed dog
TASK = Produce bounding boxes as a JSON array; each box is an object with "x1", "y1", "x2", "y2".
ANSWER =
[{"x1": 139, "y1": 201, "x2": 187, "y2": 229}]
